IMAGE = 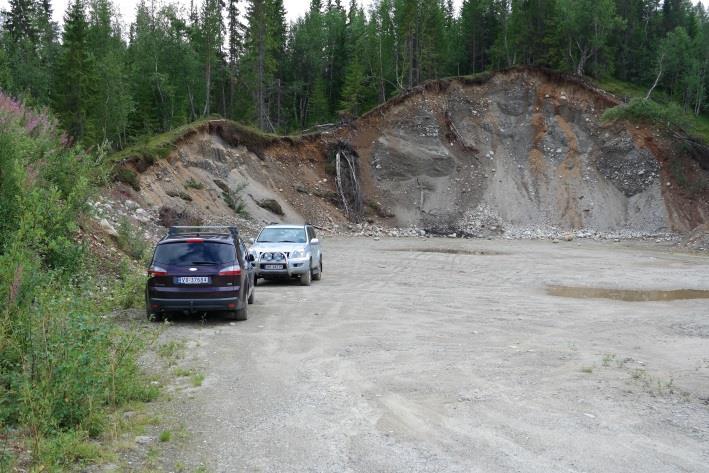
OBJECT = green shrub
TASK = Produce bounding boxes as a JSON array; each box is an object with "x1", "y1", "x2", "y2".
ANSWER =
[
  {"x1": 185, "y1": 178, "x2": 204, "y2": 190},
  {"x1": 116, "y1": 218, "x2": 149, "y2": 261},
  {"x1": 37, "y1": 430, "x2": 102, "y2": 470},
  {"x1": 0, "y1": 96, "x2": 156, "y2": 469},
  {"x1": 114, "y1": 167, "x2": 140, "y2": 191},
  {"x1": 111, "y1": 259, "x2": 149, "y2": 310},
  {"x1": 602, "y1": 97, "x2": 690, "y2": 133},
  {"x1": 223, "y1": 181, "x2": 249, "y2": 217}
]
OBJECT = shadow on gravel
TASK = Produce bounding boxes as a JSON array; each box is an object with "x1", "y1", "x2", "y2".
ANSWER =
[
  {"x1": 255, "y1": 278, "x2": 303, "y2": 286},
  {"x1": 547, "y1": 285, "x2": 709, "y2": 302},
  {"x1": 155, "y1": 312, "x2": 241, "y2": 326},
  {"x1": 386, "y1": 248, "x2": 505, "y2": 256}
]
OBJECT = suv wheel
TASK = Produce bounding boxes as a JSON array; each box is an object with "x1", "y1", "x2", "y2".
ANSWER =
[
  {"x1": 312, "y1": 259, "x2": 322, "y2": 281},
  {"x1": 300, "y1": 265, "x2": 312, "y2": 286}
]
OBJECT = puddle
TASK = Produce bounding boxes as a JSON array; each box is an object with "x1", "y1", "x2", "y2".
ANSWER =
[
  {"x1": 387, "y1": 248, "x2": 504, "y2": 256},
  {"x1": 547, "y1": 285, "x2": 709, "y2": 302}
]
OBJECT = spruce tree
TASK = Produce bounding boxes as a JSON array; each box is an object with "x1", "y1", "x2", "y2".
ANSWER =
[{"x1": 53, "y1": 0, "x2": 92, "y2": 141}]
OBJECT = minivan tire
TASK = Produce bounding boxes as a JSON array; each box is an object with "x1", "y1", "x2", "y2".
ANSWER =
[{"x1": 230, "y1": 306, "x2": 248, "y2": 321}]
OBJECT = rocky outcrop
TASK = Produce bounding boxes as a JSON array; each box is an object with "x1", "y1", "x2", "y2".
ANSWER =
[{"x1": 118, "y1": 68, "x2": 708, "y2": 238}]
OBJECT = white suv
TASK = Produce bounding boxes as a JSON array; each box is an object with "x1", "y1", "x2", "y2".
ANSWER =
[{"x1": 249, "y1": 224, "x2": 323, "y2": 286}]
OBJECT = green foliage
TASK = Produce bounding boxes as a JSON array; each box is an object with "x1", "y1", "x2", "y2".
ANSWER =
[
  {"x1": 190, "y1": 373, "x2": 205, "y2": 387},
  {"x1": 0, "y1": 93, "x2": 155, "y2": 469},
  {"x1": 114, "y1": 166, "x2": 140, "y2": 191},
  {"x1": 37, "y1": 430, "x2": 103, "y2": 469},
  {"x1": 2, "y1": 0, "x2": 707, "y2": 145},
  {"x1": 116, "y1": 218, "x2": 149, "y2": 261},
  {"x1": 598, "y1": 76, "x2": 709, "y2": 144},
  {"x1": 222, "y1": 181, "x2": 249, "y2": 217},
  {"x1": 185, "y1": 178, "x2": 205, "y2": 190},
  {"x1": 602, "y1": 97, "x2": 690, "y2": 132}
]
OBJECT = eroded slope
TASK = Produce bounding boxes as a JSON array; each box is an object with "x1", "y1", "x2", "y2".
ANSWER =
[{"x1": 116, "y1": 68, "x2": 709, "y2": 237}]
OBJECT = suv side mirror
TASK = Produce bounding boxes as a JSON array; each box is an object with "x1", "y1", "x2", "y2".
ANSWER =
[
  {"x1": 248, "y1": 238, "x2": 255, "y2": 245},
  {"x1": 310, "y1": 238, "x2": 320, "y2": 245},
  {"x1": 246, "y1": 254, "x2": 255, "y2": 262}
]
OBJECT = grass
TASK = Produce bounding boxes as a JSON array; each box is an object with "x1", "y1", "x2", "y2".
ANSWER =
[
  {"x1": 185, "y1": 178, "x2": 204, "y2": 190},
  {"x1": 602, "y1": 353, "x2": 617, "y2": 367},
  {"x1": 597, "y1": 76, "x2": 709, "y2": 144},
  {"x1": 110, "y1": 118, "x2": 284, "y2": 168},
  {"x1": 111, "y1": 119, "x2": 212, "y2": 165},
  {"x1": 580, "y1": 366, "x2": 594, "y2": 374},
  {"x1": 157, "y1": 340, "x2": 186, "y2": 367},
  {"x1": 36, "y1": 431, "x2": 104, "y2": 469},
  {"x1": 173, "y1": 367, "x2": 193, "y2": 377},
  {"x1": 159, "y1": 431, "x2": 172, "y2": 442},
  {"x1": 190, "y1": 373, "x2": 205, "y2": 387},
  {"x1": 107, "y1": 118, "x2": 295, "y2": 193},
  {"x1": 222, "y1": 181, "x2": 249, "y2": 217},
  {"x1": 116, "y1": 217, "x2": 150, "y2": 261},
  {"x1": 167, "y1": 188, "x2": 193, "y2": 201}
]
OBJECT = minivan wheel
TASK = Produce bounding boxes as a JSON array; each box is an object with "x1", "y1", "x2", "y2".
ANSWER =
[
  {"x1": 230, "y1": 306, "x2": 248, "y2": 321},
  {"x1": 146, "y1": 297, "x2": 162, "y2": 322}
]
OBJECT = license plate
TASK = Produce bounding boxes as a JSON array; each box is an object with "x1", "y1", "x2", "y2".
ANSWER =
[
  {"x1": 264, "y1": 264, "x2": 284, "y2": 270},
  {"x1": 176, "y1": 276, "x2": 210, "y2": 285}
]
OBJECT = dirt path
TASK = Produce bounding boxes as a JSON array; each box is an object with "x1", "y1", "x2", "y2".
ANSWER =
[{"x1": 155, "y1": 237, "x2": 709, "y2": 473}]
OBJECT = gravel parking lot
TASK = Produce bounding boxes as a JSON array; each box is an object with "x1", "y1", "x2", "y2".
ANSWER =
[{"x1": 158, "y1": 237, "x2": 709, "y2": 473}]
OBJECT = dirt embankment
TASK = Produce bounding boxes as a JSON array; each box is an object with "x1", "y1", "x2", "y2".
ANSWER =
[{"x1": 116, "y1": 68, "x2": 709, "y2": 238}]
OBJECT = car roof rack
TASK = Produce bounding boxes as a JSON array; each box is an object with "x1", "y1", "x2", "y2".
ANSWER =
[{"x1": 167, "y1": 226, "x2": 239, "y2": 239}]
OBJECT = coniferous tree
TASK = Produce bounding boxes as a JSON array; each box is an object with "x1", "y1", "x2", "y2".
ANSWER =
[
  {"x1": 199, "y1": 0, "x2": 225, "y2": 116},
  {"x1": 53, "y1": 0, "x2": 92, "y2": 141},
  {"x1": 86, "y1": 0, "x2": 131, "y2": 146}
]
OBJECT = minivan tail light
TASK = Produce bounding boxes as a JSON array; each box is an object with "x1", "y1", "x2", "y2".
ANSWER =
[
  {"x1": 148, "y1": 266, "x2": 168, "y2": 277},
  {"x1": 186, "y1": 238, "x2": 204, "y2": 243},
  {"x1": 219, "y1": 265, "x2": 241, "y2": 276}
]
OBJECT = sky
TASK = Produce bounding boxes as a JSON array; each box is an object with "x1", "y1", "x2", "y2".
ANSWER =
[{"x1": 0, "y1": 0, "x2": 707, "y2": 27}]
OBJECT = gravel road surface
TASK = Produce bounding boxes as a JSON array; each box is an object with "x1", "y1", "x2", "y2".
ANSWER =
[{"x1": 157, "y1": 237, "x2": 709, "y2": 473}]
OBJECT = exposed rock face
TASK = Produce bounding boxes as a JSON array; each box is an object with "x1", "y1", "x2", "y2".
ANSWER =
[
  {"x1": 122, "y1": 68, "x2": 708, "y2": 237},
  {"x1": 352, "y1": 72, "x2": 677, "y2": 236}
]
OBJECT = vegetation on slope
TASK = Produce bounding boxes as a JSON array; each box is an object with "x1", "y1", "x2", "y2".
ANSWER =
[
  {"x1": 1, "y1": 0, "x2": 707, "y2": 149},
  {"x1": 598, "y1": 77, "x2": 709, "y2": 144},
  {"x1": 0, "y1": 93, "x2": 155, "y2": 470}
]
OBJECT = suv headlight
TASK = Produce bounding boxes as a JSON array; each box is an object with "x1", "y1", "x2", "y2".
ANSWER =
[{"x1": 290, "y1": 249, "x2": 304, "y2": 259}]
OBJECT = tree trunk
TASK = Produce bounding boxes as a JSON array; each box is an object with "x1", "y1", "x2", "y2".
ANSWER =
[
  {"x1": 257, "y1": 21, "x2": 266, "y2": 130},
  {"x1": 203, "y1": 55, "x2": 211, "y2": 116}
]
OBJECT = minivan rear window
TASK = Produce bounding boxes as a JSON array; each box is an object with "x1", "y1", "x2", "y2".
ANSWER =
[{"x1": 154, "y1": 242, "x2": 235, "y2": 265}]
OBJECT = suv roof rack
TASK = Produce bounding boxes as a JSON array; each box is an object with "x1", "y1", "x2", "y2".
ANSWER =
[{"x1": 167, "y1": 226, "x2": 239, "y2": 239}]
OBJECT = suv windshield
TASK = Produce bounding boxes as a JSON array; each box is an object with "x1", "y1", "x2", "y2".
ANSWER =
[
  {"x1": 154, "y1": 242, "x2": 235, "y2": 265},
  {"x1": 257, "y1": 228, "x2": 307, "y2": 243}
]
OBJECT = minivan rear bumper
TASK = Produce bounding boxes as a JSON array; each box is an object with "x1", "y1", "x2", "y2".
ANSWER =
[{"x1": 148, "y1": 296, "x2": 242, "y2": 313}]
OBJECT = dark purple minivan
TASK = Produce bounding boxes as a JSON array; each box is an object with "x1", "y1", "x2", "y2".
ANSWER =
[{"x1": 145, "y1": 227, "x2": 255, "y2": 321}]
